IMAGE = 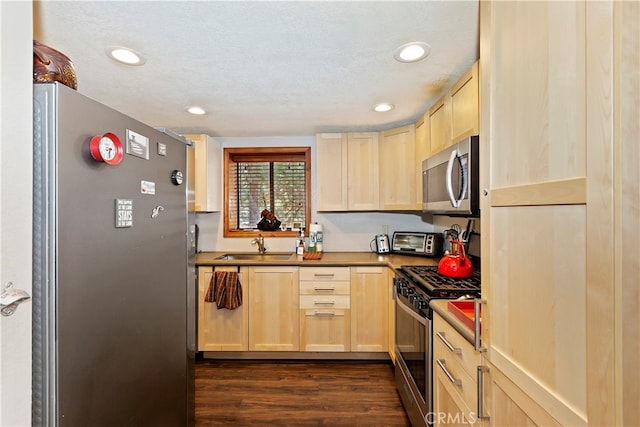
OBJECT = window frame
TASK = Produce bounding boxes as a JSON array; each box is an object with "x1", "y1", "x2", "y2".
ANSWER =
[{"x1": 223, "y1": 146, "x2": 311, "y2": 238}]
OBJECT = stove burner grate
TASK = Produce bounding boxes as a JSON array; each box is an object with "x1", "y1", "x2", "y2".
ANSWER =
[{"x1": 400, "y1": 265, "x2": 481, "y2": 295}]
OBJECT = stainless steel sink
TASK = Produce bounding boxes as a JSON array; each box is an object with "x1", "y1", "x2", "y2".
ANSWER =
[{"x1": 214, "y1": 253, "x2": 293, "y2": 261}]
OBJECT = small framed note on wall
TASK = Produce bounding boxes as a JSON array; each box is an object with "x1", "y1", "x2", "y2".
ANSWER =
[{"x1": 126, "y1": 129, "x2": 149, "y2": 160}]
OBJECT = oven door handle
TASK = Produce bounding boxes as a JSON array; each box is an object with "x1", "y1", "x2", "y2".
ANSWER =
[{"x1": 396, "y1": 296, "x2": 427, "y2": 326}]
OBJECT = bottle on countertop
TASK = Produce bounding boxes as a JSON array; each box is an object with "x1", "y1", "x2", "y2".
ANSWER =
[{"x1": 296, "y1": 228, "x2": 305, "y2": 255}]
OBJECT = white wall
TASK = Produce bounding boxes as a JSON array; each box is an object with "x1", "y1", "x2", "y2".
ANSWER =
[
  {"x1": 195, "y1": 136, "x2": 454, "y2": 253},
  {"x1": 0, "y1": 2, "x2": 33, "y2": 426}
]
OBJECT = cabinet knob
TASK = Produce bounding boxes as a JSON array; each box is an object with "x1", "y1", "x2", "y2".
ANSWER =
[{"x1": 483, "y1": 188, "x2": 489, "y2": 196}]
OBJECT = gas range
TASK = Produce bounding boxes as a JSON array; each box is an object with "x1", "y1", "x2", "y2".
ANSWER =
[
  {"x1": 400, "y1": 265, "x2": 481, "y2": 296},
  {"x1": 393, "y1": 264, "x2": 481, "y2": 425},
  {"x1": 394, "y1": 265, "x2": 481, "y2": 314}
]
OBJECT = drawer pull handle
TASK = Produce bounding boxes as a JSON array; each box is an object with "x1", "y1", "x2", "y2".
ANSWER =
[
  {"x1": 474, "y1": 298, "x2": 487, "y2": 352},
  {"x1": 314, "y1": 301, "x2": 335, "y2": 306},
  {"x1": 436, "y1": 331, "x2": 462, "y2": 354},
  {"x1": 313, "y1": 273, "x2": 335, "y2": 277},
  {"x1": 313, "y1": 311, "x2": 336, "y2": 316},
  {"x1": 477, "y1": 365, "x2": 490, "y2": 420},
  {"x1": 437, "y1": 359, "x2": 461, "y2": 386},
  {"x1": 314, "y1": 287, "x2": 335, "y2": 291}
]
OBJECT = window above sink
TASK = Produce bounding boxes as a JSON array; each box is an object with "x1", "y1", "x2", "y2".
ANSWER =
[{"x1": 223, "y1": 147, "x2": 311, "y2": 238}]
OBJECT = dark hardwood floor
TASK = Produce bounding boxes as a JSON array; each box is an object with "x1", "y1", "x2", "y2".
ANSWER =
[{"x1": 195, "y1": 359, "x2": 411, "y2": 426}]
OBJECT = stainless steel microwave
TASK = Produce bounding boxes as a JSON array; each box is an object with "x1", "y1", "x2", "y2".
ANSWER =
[{"x1": 422, "y1": 135, "x2": 480, "y2": 217}]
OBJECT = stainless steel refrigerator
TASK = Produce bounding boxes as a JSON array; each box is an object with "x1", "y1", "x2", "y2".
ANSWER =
[{"x1": 32, "y1": 82, "x2": 195, "y2": 426}]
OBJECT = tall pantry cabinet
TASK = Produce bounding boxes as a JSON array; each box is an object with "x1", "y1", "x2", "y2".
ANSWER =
[{"x1": 479, "y1": 1, "x2": 639, "y2": 426}]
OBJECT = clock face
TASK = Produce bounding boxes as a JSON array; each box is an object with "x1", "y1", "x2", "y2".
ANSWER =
[
  {"x1": 90, "y1": 133, "x2": 123, "y2": 165},
  {"x1": 99, "y1": 136, "x2": 117, "y2": 160}
]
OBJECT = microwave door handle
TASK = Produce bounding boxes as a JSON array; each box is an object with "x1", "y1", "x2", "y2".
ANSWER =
[
  {"x1": 457, "y1": 155, "x2": 468, "y2": 208},
  {"x1": 445, "y1": 149, "x2": 458, "y2": 207}
]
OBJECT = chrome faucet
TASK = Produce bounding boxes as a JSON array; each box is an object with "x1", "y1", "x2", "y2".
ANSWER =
[{"x1": 251, "y1": 234, "x2": 266, "y2": 254}]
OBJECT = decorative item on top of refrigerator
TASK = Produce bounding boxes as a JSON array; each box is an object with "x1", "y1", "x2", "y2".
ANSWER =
[{"x1": 308, "y1": 222, "x2": 323, "y2": 252}]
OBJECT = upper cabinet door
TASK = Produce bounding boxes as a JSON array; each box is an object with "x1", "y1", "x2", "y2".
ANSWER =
[
  {"x1": 316, "y1": 133, "x2": 348, "y2": 211},
  {"x1": 346, "y1": 132, "x2": 380, "y2": 211},
  {"x1": 449, "y1": 61, "x2": 479, "y2": 144},
  {"x1": 379, "y1": 125, "x2": 416, "y2": 210},
  {"x1": 184, "y1": 134, "x2": 221, "y2": 212},
  {"x1": 427, "y1": 95, "x2": 450, "y2": 156}
]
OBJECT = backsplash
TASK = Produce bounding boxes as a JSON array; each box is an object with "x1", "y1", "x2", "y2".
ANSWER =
[{"x1": 196, "y1": 211, "x2": 437, "y2": 253}]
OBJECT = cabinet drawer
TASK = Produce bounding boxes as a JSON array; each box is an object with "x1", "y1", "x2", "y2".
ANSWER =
[
  {"x1": 300, "y1": 308, "x2": 350, "y2": 352},
  {"x1": 299, "y1": 281, "x2": 351, "y2": 295},
  {"x1": 299, "y1": 267, "x2": 351, "y2": 281},
  {"x1": 434, "y1": 338, "x2": 478, "y2": 415},
  {"x1": 433, "y1": 313, "x2": 481, "y2": 379},
  {"x1": 300, "y1": 295, "x2": 350, "y2": 309}
]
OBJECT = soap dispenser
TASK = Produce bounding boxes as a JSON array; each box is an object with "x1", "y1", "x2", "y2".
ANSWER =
[{"x1": 296, "y1": 228, "x2": 305, "y2": 255}]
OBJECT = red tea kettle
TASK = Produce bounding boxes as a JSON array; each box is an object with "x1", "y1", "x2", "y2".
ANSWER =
[{"x1": 438, "y1": 240, "x2": 473, "y2": 278}]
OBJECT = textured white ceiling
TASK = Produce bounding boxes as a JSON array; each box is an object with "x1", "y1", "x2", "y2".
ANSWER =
[{"x1": 34, "y1": 1, "x2": 479, "y2": 137}]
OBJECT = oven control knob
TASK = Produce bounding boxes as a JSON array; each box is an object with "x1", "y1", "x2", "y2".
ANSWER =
[
  {"x1": 414, "y1": 299, "x2": 429, "y2": 310},
  {"x1": 402, "y1": 287, "x2": 415, "y2": 297}
]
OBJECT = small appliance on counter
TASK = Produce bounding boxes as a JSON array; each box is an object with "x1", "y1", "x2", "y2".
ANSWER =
[
  {"x1": 391, "y1": 231, "x2": 443, "y2": 257},
  {"x1": 370, "y1": 234, "x2": 390, "y2": 254}
]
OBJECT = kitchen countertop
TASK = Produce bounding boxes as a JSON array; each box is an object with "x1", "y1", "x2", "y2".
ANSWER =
[
  {"x1": 196, "y1": 251, "x2": 439, "y2": 269},
  {"x1": 430, "y1": 299, "x2": 477, "y2": 345}
]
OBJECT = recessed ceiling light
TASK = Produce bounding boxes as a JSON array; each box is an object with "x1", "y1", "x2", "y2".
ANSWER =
[
  {"x1": 187, "y1": 106, "x2": 207, "y2": 115},
  {"x1": 394, "y1": 42, "x2": 431, "y2": 63},
  {"x1": 106, "y1": 46, "x2": 145, "y2": 66},
  {"x1": 373, "y1": 103, "x2": 394, "y2": 113}
]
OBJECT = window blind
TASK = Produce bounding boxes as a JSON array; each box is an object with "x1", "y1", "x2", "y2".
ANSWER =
[{"x1": 229, "y1": 161, "x2": 306, "y2": 230}]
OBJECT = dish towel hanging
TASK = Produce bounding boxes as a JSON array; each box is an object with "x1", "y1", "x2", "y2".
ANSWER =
[{"x1": 205, "y1": 271, "x2": 242, "y2": 310}]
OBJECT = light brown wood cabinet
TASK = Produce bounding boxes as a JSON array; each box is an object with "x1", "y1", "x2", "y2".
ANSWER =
[
  {"x1": 427, "y1": 95, "x2": 450, "y2": 156},
  {"x1": 197, "y1": 266, "x2": 248, "y2": 351},
  {"x1": 432, "y1": 312, "x2": 483, "y2": 427},
  {"x1": 479, "y1": 1, "x2": 638, "y2": 425},
  {"x1": 316, "y1": 132, "x2": 379, "y2": 211},
  {"x1": 347, "y1": 132, "x2": 380, "y2": 210},
  {"x1": 248, "y1": 266, "x2": 299, "y2": 351},
  {"x1": 426, "y1": 61, "x2": 479, "y2": 157},
  {"x1": 449, "y1": 61, "x2": 479, "y2": 144},
  {"x1": 480, "y1": 1, "x2": 588, "y2": 423},
  {"x1": 350, "y1": 266, "x2": 388, "y2": 352},
  {"x1": 299, "y1": 267, "x2": 351, "y2": 352},
  {"x1": 379, "y1": 125, "x2": 417, "y2": 210},
  {"x1": 315, "y1": 133, "x2": 348, "y2": 211},
  {"x1": 184, "y1": 134, "x2": 220, "y2": 212}
]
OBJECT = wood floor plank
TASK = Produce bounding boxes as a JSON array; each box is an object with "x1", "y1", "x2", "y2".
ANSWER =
[{"x1": 195, "y1": 360, "x2": 411, "y2": 426}]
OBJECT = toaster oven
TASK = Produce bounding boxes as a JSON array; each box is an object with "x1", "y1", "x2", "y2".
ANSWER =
[{"x1": 391, "y1": 231, "x2": 443, "y2": 257}]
